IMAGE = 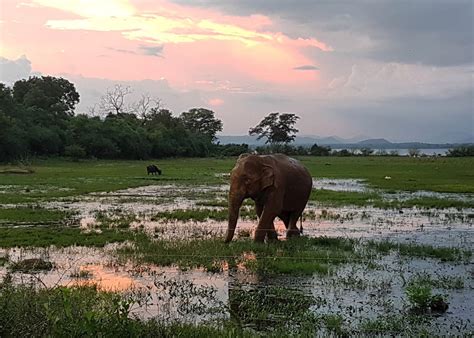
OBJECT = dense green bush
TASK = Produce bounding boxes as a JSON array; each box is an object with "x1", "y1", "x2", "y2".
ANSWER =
[
  {"x1": 0, "y1": 77, "x2": 225, "y2": 161},
  {"x1": 447, "y1": 146, "x2": 474, "y2": 157}
]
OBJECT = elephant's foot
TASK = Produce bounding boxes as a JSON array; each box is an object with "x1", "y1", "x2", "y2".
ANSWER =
[
  {"x1": 253, "y1": 228, "x2": 266, "y2": 243},
  {"x1": 266, "y1": 230, "x2": 279, "y2": 242},
  {"x1": 286, "y1": 228, "x2": 301, "y2": 238}
]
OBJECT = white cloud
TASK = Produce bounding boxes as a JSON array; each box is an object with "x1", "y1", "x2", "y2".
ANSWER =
[
  {"x1": 325, "y1": 62, "x2": 473, "y2": 100},
  {"x1": 0, "y1": 55, "x2": 33, "y2": 84}
]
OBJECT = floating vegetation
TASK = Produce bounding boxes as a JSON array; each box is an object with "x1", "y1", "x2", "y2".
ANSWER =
[{"x1": 10, "y1": 258, "x2": 53, "y2": 273}]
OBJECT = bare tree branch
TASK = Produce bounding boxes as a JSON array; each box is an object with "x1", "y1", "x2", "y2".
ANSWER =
[
  {"x1": 136, "y1": 93, "x2": 162, "y2": 119},
  {"x1": 98, "y1": 84, "x2": 133, "y2": 115}
]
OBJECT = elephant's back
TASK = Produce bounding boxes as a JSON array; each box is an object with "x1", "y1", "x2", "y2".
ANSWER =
[{"x1": 274, "y1": 155, "x2": 312, "y2": 193}]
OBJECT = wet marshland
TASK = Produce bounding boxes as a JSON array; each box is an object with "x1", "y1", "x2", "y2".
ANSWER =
[{"x1": 0, "y1": 178, "x2": 473, "y2": 335}]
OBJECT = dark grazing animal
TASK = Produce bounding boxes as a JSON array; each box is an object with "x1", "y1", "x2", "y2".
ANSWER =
[{"x1": 147, "y1": 164, "x2": 162, "y2": 175}]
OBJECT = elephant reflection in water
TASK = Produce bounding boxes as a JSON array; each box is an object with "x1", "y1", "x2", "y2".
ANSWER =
[{"x1": 225, "y1": 153, "x2": 313, "y2": 243}]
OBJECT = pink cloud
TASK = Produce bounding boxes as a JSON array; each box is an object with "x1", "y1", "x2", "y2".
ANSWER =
[
  {"x1": 208, "y1": 98, "x2": 224, "y2": 107},
  {"x1": 1, "y1": 0, "x2": 330, "y2": 89}
]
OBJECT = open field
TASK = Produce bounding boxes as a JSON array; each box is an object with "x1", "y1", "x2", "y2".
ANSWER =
[
  {"x1": 0, "y1": 157, "x2": 473, "y2": 336},
  {"x1": 1, "y1": 156, "x2": 473, "y2": 205}
]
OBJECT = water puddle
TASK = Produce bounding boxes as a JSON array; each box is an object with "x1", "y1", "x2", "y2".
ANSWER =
[
  {"x1": 312, "y1": 178, "x2": 474, "y2": 203},
  {"x1": 302, "y1": 205, "x2": 473, "y2": 249},
  {"x1": 41, "y1": 184, "x2": 229, "y2": 224},
  {"x1": 0, "y1": 244, "x2": 472, "y2": 334},
  {"x1": 312, "y1": 178, "x2": 369, "y2": 192}
]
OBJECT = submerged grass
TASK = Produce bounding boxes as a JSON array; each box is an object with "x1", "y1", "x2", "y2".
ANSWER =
[
  {"x1": 229, "y1": 286, "x2": 319, "y2": 332},
  {"x1": 119, "y1": 236, "x2": 358, "y2": 275},
  {"x1": 151, "y1": 207, "x2": 257, "y2": 222},
  {"x1": 10, "y1": 258, "x2": 53, "y2": 273},
  {"x1": 0, "y1": 227, "x2": 143, "y2": 248},
  {"x1": 408, "y1": 273, "x2": 465, "y2": 290},
  {"x1": 359, "y1": 314, "x2": 431, "y2": 336},
  {"x1": 375, "y1": 197, "x2": 473, "y2": 209}
]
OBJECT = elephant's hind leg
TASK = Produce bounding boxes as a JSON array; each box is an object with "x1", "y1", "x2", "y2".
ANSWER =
[{"x1": 279, "y1": 212, "x2": 290, "y2": 229}]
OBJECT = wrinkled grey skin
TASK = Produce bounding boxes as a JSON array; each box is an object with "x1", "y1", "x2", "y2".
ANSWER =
[{"x1": 225, "y1": 153, "x2": 312, "y2": 243}]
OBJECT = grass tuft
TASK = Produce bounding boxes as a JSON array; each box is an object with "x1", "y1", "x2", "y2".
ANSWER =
[
  {"x1": 0, "y1": 226, "x2": 143, "y2": 248},
  {"x1": 119, "y1": 236, "x2": 358, "y2": 275}
]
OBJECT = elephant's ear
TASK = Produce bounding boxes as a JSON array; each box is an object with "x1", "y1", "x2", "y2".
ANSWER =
[
  {"x1": 261, "y1": 165, "x2": 275, "y2": 189},
  {"x1": 238, "y1": 153, "x2": 251, "y2": 161}
]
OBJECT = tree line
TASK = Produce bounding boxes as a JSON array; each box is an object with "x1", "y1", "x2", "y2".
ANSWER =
[
  {"x1": 1, "y1": 76, "x2": 471, "y2": 162},
  {"x1": 0, "y1": 76, "x2": 249, "y2": 161}
]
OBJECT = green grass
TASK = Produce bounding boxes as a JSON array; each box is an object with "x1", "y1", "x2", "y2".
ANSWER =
[
  {"x1": 368, "y1": 240, "x2": 472, "y2": 262},
  {"x1": 0, "y1": 207, "x2": 73, "y2": 224},
  {"x1": 300, "y1": 156, "x2": 474, "y2": 193},
  {"x1": 0, "y1": 281, "x2": 250, "y2": 338},
  {"x1": 1, "y1": 157, "x2": 472, "y2": 205},
  {"x1": 119, "y1": 236, "x2": 358, "y2": 275},
  {"x1": 310, "y1": 189, "x2": 381, "y2": 206},
  {"x1": 0, "y1": 227, "x2": 142, "y2": 248},
  {"x1": 0, "y1": 158, "x2": 231, "y2": 204},
  {"x1": 311, "y1": 189, "x2": 473, "y2": 209}
]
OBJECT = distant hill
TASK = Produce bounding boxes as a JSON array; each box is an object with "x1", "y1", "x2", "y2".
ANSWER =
[
  {"x1": 217, "y1": 135, "x2": 264, "y2": 145},
  {"x1": 357, "y1": 138, "x2": 392, "y2": 146},
  {"x1": 217, "y1": 135, "x2": 473, "y2": 149},
  {"x1": 217, "y1": 135, "x2": 346, "y2": 145}
]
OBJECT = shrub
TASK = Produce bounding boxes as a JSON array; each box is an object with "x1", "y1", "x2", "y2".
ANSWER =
[
  {"x1": 64, "y1": 144, "x2": 86, "y2": 160},
  {"x1": 447, "y1": 145, "x2": 474, "y2": 157}
]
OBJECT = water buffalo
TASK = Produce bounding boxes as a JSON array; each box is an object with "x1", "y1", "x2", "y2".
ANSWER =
[{"x1": 147, "y1": 164, "x2": 162, "y2": 175}]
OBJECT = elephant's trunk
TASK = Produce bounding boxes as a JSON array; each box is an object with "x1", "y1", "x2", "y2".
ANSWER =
[{"x1": 225, "y1": 191, "x2": 245, "y2": 243}]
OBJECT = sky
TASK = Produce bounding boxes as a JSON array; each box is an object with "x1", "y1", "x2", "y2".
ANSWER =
[{"x1": 0, "y1": 0, "x2": 473, "y2": 143}]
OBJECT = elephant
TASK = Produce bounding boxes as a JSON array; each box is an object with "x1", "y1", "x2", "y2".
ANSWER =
[
  {"x1": 225, "y1": 153, "x2": 313, "y2": 243},
  {"x1": 147, "y1": 164, "x2": 162, "y2": 175}
]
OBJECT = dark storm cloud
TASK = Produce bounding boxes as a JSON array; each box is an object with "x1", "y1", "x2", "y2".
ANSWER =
[{"x1": 172, "y1": 0, "x2": 473, "y2": 66}]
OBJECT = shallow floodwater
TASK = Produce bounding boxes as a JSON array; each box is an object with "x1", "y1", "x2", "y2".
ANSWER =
[
  {"x1": 1, "y1": 180, "x2": 473, "y2": 334},
  {"x1": 1, "y1": 242, "x2": 472, "y2": 334}
]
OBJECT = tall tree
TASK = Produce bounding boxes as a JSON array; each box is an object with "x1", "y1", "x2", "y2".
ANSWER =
[
  {"x1": 12, "y1": 76, "x2": 79, "y2": 121},
  {"x1": 249, "y1": 112, "x2": 300, "y2": 144},
  {"x1": 180, "y1": 108, "x2": 223, "y2": 142}
]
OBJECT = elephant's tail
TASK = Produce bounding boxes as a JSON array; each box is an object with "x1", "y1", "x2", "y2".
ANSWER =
[{"x1": 299, "y1": 215, "x2": 303, "y2": 234}]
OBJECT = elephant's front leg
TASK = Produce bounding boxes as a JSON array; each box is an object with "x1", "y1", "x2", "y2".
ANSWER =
[
  {"x1": 254, "y1": 206, "x2": 278, "y2": 242},
  {"x1": 286, "y1": 211, "x2": 303, "y2": 238}
]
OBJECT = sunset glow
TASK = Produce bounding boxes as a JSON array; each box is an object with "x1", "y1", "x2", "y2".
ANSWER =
[
  {"x1": 1, "y1": 0, "x2": 472, "y2": 140},
  {"x1": 0, "y1": 0, "x2": 330, "y2": 87}
]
